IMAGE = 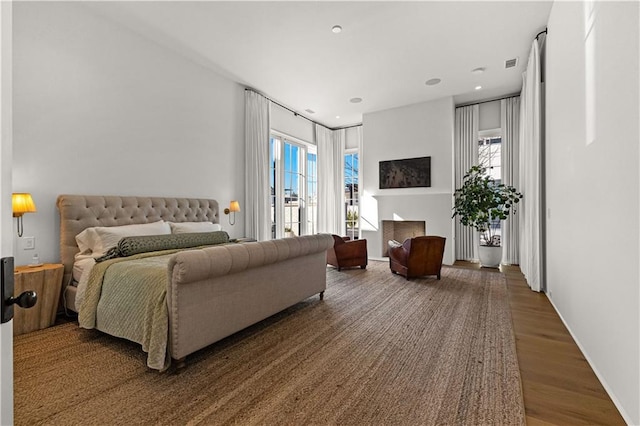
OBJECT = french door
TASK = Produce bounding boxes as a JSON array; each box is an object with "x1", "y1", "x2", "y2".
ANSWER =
[{"x1": 270, "y1": 134, "x2": 317, "y2": 239}]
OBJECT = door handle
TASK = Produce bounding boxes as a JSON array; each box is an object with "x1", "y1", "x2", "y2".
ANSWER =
[
  {"x1": 8, "y1": 291, "x2": 38, "y2": 309},
  {"x1": 1, "y1": 257, "x2": 38, "y2": 324}
]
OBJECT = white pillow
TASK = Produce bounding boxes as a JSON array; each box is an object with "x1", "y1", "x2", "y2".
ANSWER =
[
  {"x1": 76, "y1": 228, "x2": 100, "y2": 256},
  {"x1": 169, "y1": 221, "x2": 222, "y2": 234},
  {"x1": 75, "y1": 220, "x2": 171, "y2": 258}
]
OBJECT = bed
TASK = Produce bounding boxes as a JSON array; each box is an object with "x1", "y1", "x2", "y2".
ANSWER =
[{"x1": 57, "y1": 195, "x2": 333, "y2": 371}]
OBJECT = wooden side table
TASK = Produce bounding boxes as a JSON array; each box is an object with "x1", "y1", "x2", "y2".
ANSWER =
[{"x1": 13, "y1": 263, "x2": 64, "y2": 336}]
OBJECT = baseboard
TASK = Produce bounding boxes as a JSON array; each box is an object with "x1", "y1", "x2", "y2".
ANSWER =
[{"x1": 546, "y1": 295, "x2": 635, "y2": 425}]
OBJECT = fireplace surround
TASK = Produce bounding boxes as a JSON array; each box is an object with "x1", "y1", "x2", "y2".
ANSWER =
[{"x1": 381, "y1": 220, "x2": 426, "y2": 256}]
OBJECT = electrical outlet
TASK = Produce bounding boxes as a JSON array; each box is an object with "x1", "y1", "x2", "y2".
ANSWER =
[{"x1": 23, "y1": 237, "x2": 35, "y2": 250}]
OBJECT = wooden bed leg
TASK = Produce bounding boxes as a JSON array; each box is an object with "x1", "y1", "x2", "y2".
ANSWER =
[
  {"x1": 175, "y1": 357, "x2": 187, "y2": 370},
  {"x1": 319, "y1": 291, "x2": 324, "y2": 300}
]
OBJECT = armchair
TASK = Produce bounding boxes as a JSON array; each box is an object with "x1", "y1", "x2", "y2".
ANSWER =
[
  {"x1": 388, "y1": 236, "x2": 446, "y2": 280},
  {"x1": 327, "y1": 235, "x2": 368, "y2": 271}
]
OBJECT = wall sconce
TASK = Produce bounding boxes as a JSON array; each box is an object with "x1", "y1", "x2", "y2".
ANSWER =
[
  {"x1": 12, "y1": 193, "x2": 37, "y2": 237},
  {"x1": 224, "y1": 200, "x2": 240, "y2": 226}
]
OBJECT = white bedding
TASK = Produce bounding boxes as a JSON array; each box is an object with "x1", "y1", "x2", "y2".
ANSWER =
[
  {"x1": 72, "y1": 220, "x2": 172, "y2": 301},
  {"x1": 74, "y1": 259, "x2": 95, "y2": 310},
  {"x1": 75, "y1": 220, "x2": 172, "y2": 258},
  {"x1": 73, "y1": 255, "x2": 95, "y2": 283},
  {"x1": 72, "y1": 220, "x2": 219, "y2": 284}
]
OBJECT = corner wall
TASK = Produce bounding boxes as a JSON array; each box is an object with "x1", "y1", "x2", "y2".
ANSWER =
[
  {"x1": 361, "y1": 97, "x2": 455, "y2": 264},
  {"x1": 545, "y1": 2, "x2": 639, "y2": 423},
  {"x1": 12, "y1": 2, "x2": 245, "y2": 266}
]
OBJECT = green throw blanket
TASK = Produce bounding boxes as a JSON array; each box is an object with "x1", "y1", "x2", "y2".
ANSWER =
[
  {"x1": 96, "y1": 231, "x2": 229, "y2": 262},
  {"x1": 78, "y1": 249, "x2": 182, "y2": 371}
]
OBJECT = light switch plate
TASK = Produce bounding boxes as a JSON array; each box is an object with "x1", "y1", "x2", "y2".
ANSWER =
[{"x1": 23, "y1": 237, "x2": 35, "y2": 250}]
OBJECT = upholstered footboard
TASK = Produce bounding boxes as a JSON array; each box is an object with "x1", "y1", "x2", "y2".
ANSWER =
[{"x1": 166, "y1": 234, "x2": 334, "y2": 362}]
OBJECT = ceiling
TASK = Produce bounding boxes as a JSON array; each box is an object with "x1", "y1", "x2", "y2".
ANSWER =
[{"x1": 86, "y1": 1, "x2": 553, "y2": 129}]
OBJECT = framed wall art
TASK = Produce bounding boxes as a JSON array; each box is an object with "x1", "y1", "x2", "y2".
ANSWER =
[{"x1": 379, "y1": 156, "x2": 431, "y2": 189}]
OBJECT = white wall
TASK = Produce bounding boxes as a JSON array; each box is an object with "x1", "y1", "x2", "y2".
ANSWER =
[
  {"x1": 271, "y1": 103, "x2": 361, "y2": 151},
  {"x1": 361, "y1": 97, "x2": 455, "y2": 264},
  {"x1": 546, "y1": 2, "x2": 639, "y2": 423},
  {"x1": 12, "y1": 2, "x2": 246, "y2": 266},
  {"x1": 271, "y1": 103, "x2": 315, "y2": 143},
  {"x1": 345, "y1": 126, "x2": 361, "y2": 150},
  {"x1": 478, "y1": 100, "x2": 500, "y2": 131}
]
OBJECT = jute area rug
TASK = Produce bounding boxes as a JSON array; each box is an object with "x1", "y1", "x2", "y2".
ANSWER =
[{"x1": 14, "y1": 261, "x2": 525, "y2": 425}]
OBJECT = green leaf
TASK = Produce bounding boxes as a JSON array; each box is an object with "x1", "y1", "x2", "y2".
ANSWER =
[{"x1": 452, "y1": 166, "x2": 523, "y2": 235}]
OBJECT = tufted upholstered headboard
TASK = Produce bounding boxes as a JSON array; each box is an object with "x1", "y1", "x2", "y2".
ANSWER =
[{"x1": 57, "y1": 195, "x2": 219, "y2": 284}]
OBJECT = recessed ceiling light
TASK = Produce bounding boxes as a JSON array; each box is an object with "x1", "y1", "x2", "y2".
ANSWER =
[
  {"x1": 425, "y1": 78, "x2": 441, "y2": 86},
  {"x1": 336, "y1": 115, "x2": 341, "y2": 119},
  {"x1": 332, "y1": 25, "x2": 342, "y2": 34},
  {"x1": 471, "y1": 67, "x2": 486, "y2": 74},
  {"x1": 350, "y1": 97, "x2": 363, "y2": 103},
  {"x1": 475, "y1": 85, "x2": 482, "y2": 90}
]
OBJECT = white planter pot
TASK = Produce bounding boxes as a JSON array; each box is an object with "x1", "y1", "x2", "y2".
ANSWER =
[{"x1": 478, "y1": 245, "x2": 502, "y2": 268}]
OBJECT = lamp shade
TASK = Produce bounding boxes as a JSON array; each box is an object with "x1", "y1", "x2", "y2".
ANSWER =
[
  {"x1": 12, "y1": 193, "x2": 37, "y2": 217},
  {"x1": 229, "y1": 200, "x2": 241, "y2": 213}
]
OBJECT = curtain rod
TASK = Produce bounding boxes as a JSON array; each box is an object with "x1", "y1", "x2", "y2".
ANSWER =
[
  {"x1": 455, "y1": 93, "x2": 520, "y2": 109},
  {"x1": 244, "y1": 88, "x2": 362, "y2": 131},
  {"x1": 535, "y1": 28, "x2": 548, "y2": 40}
]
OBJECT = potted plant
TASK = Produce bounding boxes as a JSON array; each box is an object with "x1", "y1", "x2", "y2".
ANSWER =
[
  {"x1": 346, "y1": 208, "x2": 359, "y2": 240},
  {"x1": 452, "y1": 165, "x2": 522, "y2": 267}
]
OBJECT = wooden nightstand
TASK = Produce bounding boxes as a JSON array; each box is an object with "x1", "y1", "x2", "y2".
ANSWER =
[{"x1": 13, "y1": 263, "x2": 64, "y2": 336}]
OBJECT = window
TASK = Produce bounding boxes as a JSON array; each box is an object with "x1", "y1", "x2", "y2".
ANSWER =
[
  {"x1": 307, "y1": 151, "x2": 318, "y2": 236},
  {"x1": 344, "y1": 151, "x2": 359, "y2": 239},
  {"x1": 478, "y1": 135, "x2": 502, "y2": 182},
  {"x1": 478, "y1": 130, "x2": 502, "y2": 244},
  {"x1": 270, "y1": 134, "x2": 317, "y2": 239}
]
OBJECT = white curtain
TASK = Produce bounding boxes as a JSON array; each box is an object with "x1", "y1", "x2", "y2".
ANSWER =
[
  {"x1": 355, "y1": 126, "x2": 364, "y2": 238},
  {"x1": 317, "y1": 125, "x2": 345, "y2": 235},
  {"x1": 454, "y1": 105, "x2": 479, "y2": 260},
  {"x1": 501, "y1": 97, "x2": 521, "y2": 265},
  {"x1": 244, "y1": 90, "x2": 272, "y2": 241},
  {"x1": 519, "y1": 39, "x2": 543, "y2": 292}
]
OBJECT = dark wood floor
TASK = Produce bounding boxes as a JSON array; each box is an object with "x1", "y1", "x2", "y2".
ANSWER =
[{"x1": 455, "y1": 261, "x2": 626, "y2": 425}]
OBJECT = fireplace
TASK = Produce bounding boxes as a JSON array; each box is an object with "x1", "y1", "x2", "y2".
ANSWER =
[{"x1": 381, "y1": 220, "x2": 426, "y2": 256}]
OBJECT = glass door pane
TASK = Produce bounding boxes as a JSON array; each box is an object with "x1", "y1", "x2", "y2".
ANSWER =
[
  {"x1": 345, "y1": 153, "x2": 359, "y2": 239},
  {"x1": 283, "y1": 143, "x2": 301, "y2": 236},
  {"x1": 270, "y1": 135, "x2": 315, "y2": 239},
  {"x1": 269, "y1": 137, "x2": 279, "y2": 239},
  {"x1": 307, "y1": 152, "x2": 317, "y2": 235}
]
